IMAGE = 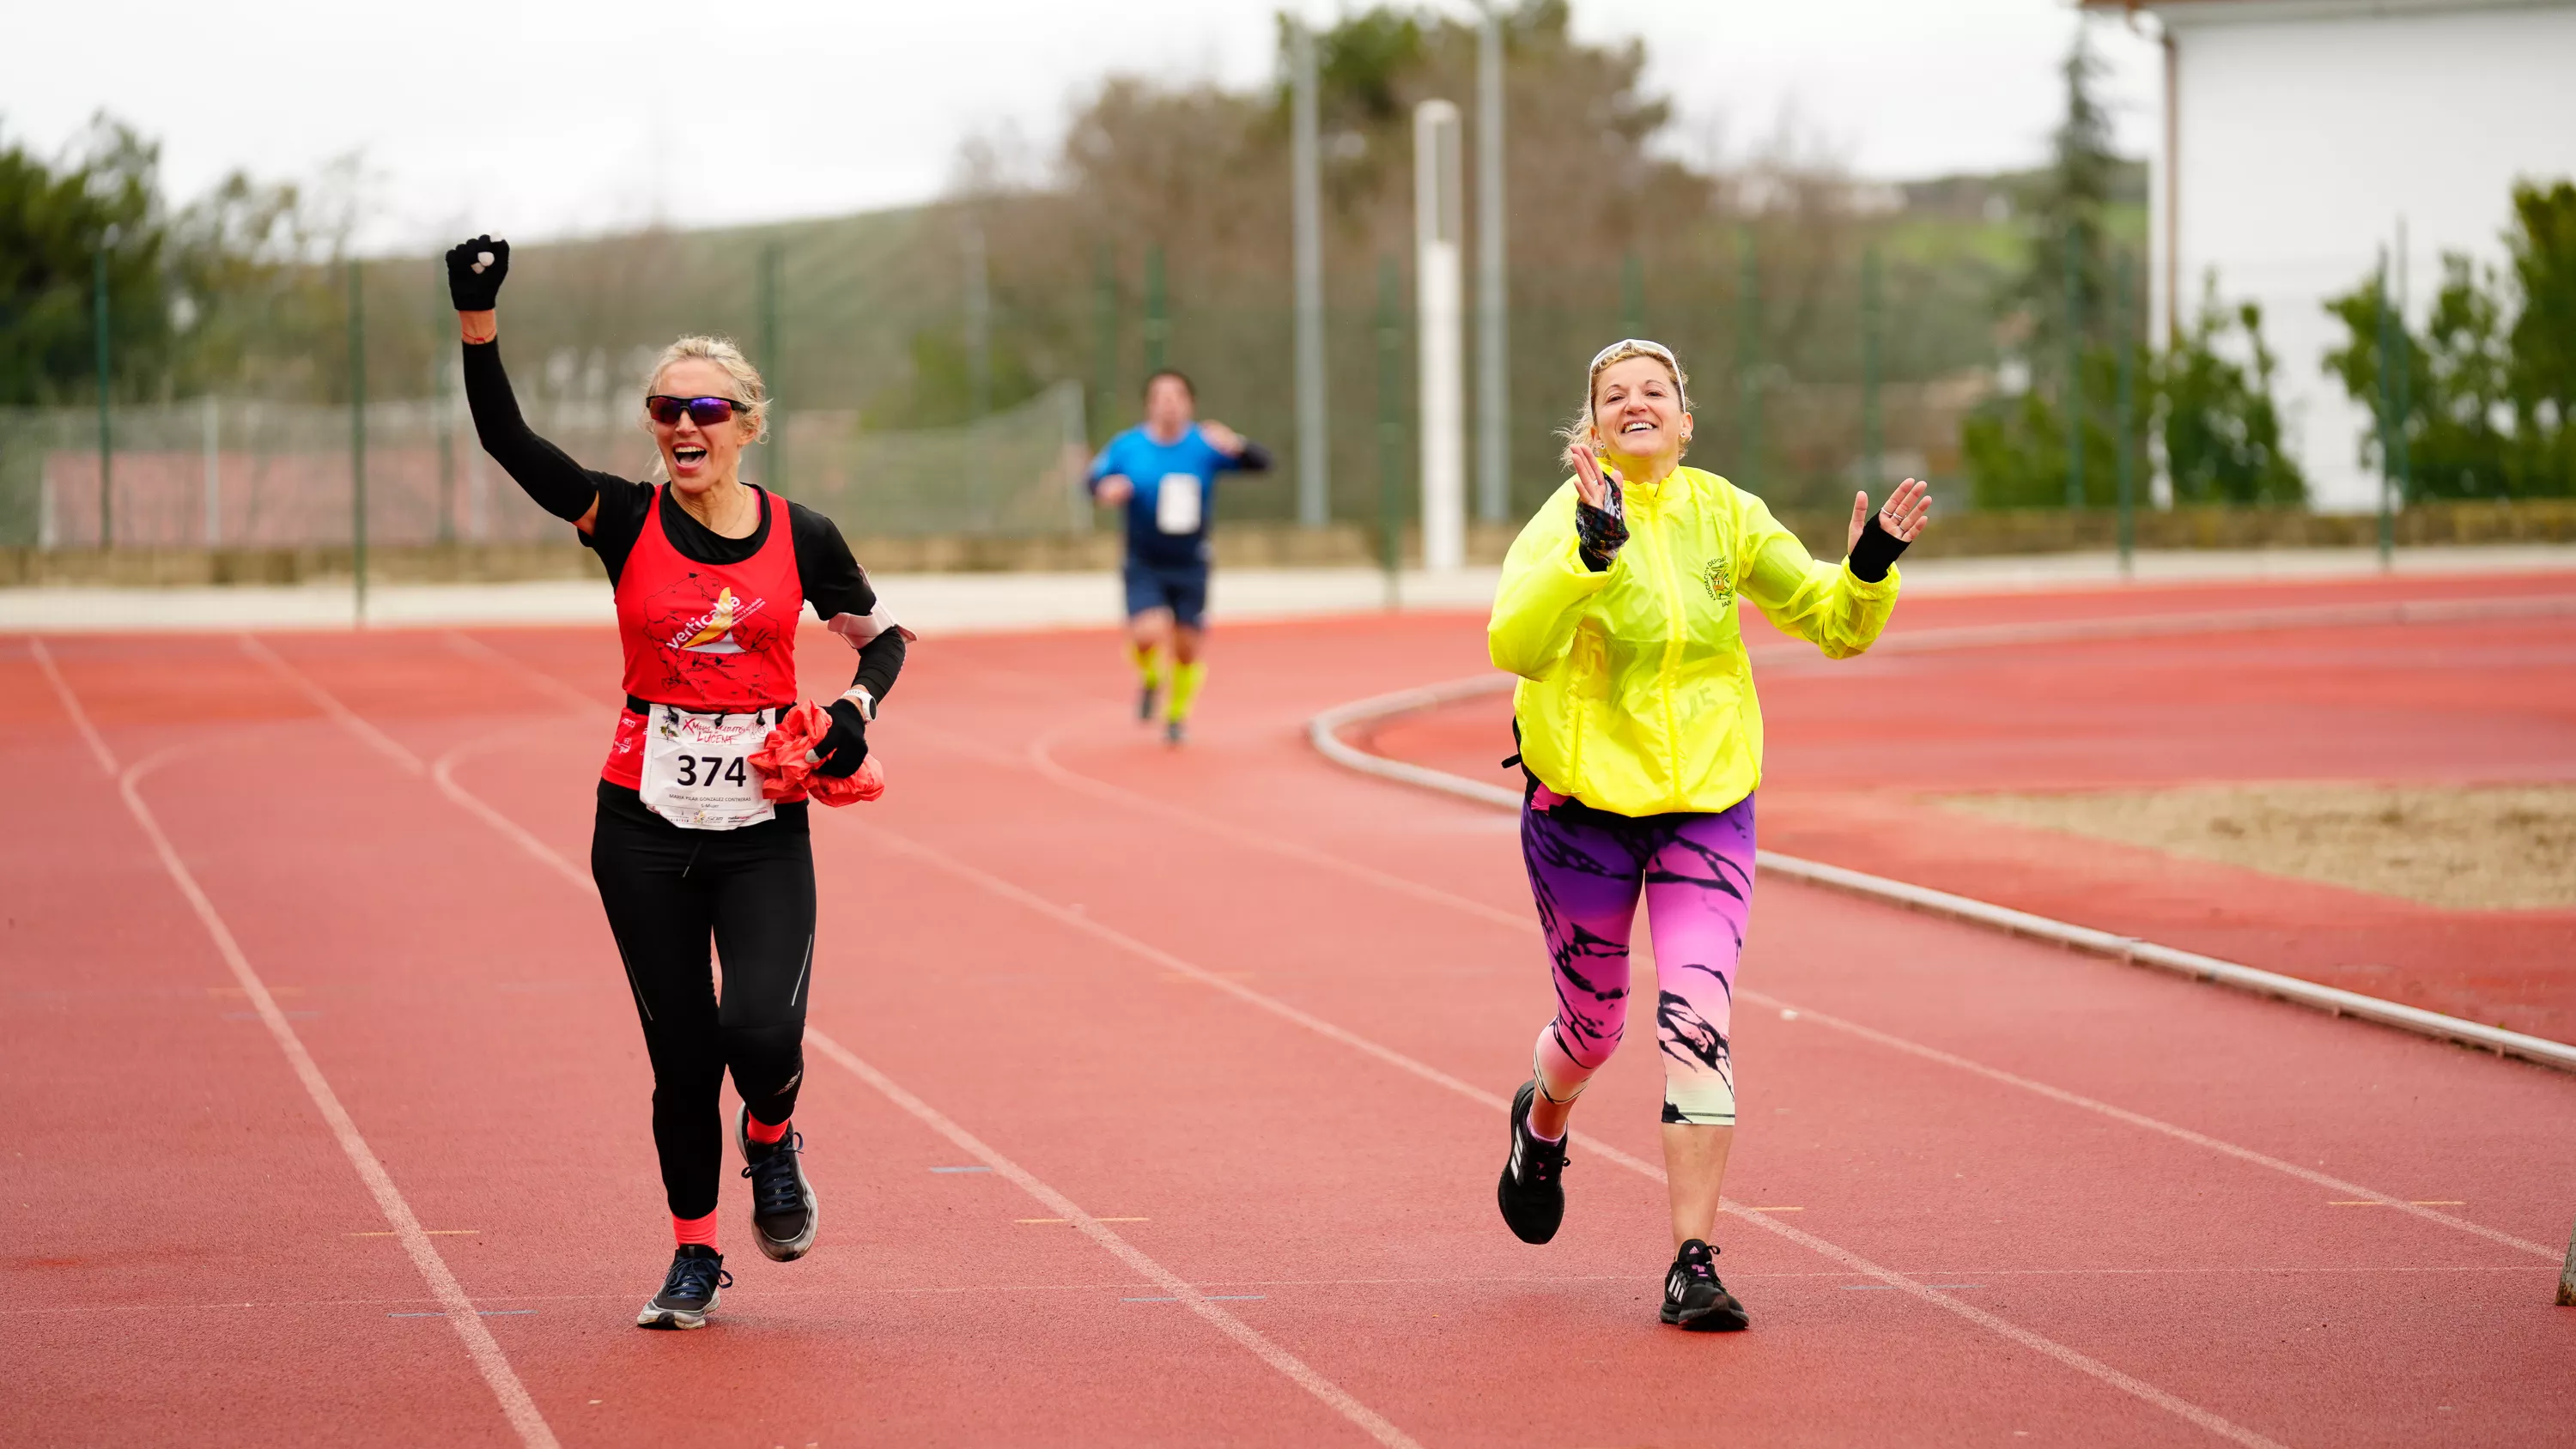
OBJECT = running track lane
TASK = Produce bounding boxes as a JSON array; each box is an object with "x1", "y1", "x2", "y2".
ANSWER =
[{"x1": 6, "y1": 607, "x2": 2571, "y2": 1446}]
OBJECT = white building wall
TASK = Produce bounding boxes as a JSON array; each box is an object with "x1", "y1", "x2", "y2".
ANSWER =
[{"x1": 2154, "y1": 0, "x2": 2576, "y2": 510}]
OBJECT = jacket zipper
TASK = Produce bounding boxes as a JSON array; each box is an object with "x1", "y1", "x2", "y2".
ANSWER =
[{"x1": 1642, "y1": 483, "x2": 1688, "y2": 809}]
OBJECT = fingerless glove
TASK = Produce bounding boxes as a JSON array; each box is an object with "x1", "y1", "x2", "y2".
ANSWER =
[
  {"x1": 1849, "y1": 512, "x2": 1909, "y2": 583},
  {"x1": 1575, "y1": 478, "x2": 1629, "y2": 573}
]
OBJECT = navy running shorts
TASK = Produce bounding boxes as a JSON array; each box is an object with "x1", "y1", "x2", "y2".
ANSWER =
[{"x1": 1122, "y1": 559, "x2": 1209, "y2": 628}]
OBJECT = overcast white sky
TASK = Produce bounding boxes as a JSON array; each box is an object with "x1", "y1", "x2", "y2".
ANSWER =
[{"x1": 11, "y1": 0, "x2": 2160, "y2": 252}]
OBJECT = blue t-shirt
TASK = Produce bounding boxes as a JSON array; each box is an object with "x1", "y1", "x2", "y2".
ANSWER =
[{"x1": 1088, "y1": 424, "x2": 1243, "y2": 570}]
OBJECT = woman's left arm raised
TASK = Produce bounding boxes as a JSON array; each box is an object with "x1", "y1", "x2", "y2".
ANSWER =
[{"x1": 1738, "y1": 480, "x2": 1930, "y2": 659}]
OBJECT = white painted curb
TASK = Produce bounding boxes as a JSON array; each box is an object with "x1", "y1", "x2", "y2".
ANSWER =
[{"x1": 1309, "y1": 674, "x2": 2576, "y2": 1076}]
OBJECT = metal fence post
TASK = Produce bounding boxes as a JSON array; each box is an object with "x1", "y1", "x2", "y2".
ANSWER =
[
  {"x1": 433, "y1": 264, "x2": 454, "y2": 545},
  {"x1": 1143, "y1": 245, "x2": 1168, "y2": 376},
  {"x1": 761, "y1": 242, "x2": 786, "y2": 493},
  {"x1": 1473, "y1": 3, "x2": 1508, "y2": 525},
  {"x1": 203, "y1": 394, "x2": 222, "y2": 548},
  {"x1": 1291, "y1": 18, "x2": 1331, "y2": 527},
  {"x1": 1736, "y1": 227, "x2": 1760, "y2": 491},
  {"x1": 2064, "y1": 225, "x2": 2084, "y2": 512},
  {"x1": 94, "y1": 240, "x2": 112, "y2": 549},
  {"x1": 1093, "y1": 244, "x2": 1120, "y2": 446},
  {"x1": 1376, "y1": 256, "x2": 1404, "y2": 610},
  {"x1": 2374, "y1": 250, "x2": 2397, "y2": 570},
  {"x1": 349, "y1": 258, "x2": 369, "y2": 626},
  {"x1": 1861, "y1": 244, "x2": 1881, "y2": 495},
  {"x1": 1620, "y1": 252, "x2": 1643, "y2": 339},
  {"x1": 2116, "y1": 251, "x2": 2136, "y2": 573}
]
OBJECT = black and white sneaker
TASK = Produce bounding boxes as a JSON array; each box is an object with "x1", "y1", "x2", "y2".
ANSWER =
[
  {"x1": 1139, "y1": 682, "x2": 1159, "y2": 723},
  {"x1": 1496, "y1": 1079, "x2": 1569, "y2": 1245},
  {"x1": 737, "y1": 1104, "x2": 818, "y2": 1262},
  {"x1": 636, "y1": 1246, "x2": 730, "y2": 1330},
  {"x1": 1164, "y1": 718, "x2": 1186, "y2": 746},
  {"x1": 1661, "y1": 1239, "x2": 1749, "y2": 1331}
]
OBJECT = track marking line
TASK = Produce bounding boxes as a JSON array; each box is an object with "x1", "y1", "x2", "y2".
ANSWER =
[
  {"x1": 833, "y1": 816, "x2": 2288, "y2": 1449},
  {"x1": 1030, "y1": 718, "x2": 2562, "y2": 1264},
  {"x1": 239, "y1": 634, "x2": 424, "y2": 774},
  {"x1": 351, "y1": 1229, "x2": 481, "y2": 1236},
  {"x1": 295, "y1": 675, "x2": 1426, "y2": 1449},
  {"x1": 39, "y1": 645, "x2": 558, "y2": 1447},
  {"x1": 806, "y1": 1028, "x2": 1425, "y2": 1449},
  {"x1": 1018, "y1": 1216, "x2": 1147, "y2": 1224}
]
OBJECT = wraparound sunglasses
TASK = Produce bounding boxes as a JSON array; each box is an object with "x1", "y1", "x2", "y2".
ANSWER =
[{"x1": 646, "y1": 394, "x2": 746, "y2": 427}]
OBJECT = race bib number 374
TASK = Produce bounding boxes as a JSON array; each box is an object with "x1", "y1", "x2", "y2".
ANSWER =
[{"x1": 639, "y1": 705, "x2": 778, "y2": 831}]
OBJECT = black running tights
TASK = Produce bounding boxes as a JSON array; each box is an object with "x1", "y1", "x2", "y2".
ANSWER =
[{"x1": 591, "y1": 784, "x2": 815, "y2": 1221}]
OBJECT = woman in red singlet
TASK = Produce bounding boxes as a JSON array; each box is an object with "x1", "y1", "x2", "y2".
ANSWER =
[{"x1": 447, "y1": 235, "x2": 908, "y2": 1330}]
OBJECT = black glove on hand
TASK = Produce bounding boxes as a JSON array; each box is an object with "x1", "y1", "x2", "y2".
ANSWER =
[
  {"x1": 813, "y1": 699, "x2": 870, "y2": 778},
  {"x1": 1575, "y1": 476, "x2": 1629, "y2": 573},
  {"x1": 1849, "y1": 511, "x2": 1910, "y2": 584},
  {"x1": 444, "y1": 235, "x2": 511, "y2": 312}
]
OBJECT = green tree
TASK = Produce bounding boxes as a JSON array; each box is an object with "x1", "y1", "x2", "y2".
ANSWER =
[
  {"x1": 2322, "y1": 180, "x2": 2574, "y2": 500},
  {"x1": 0, "y1": 118, "x2": 164, "y2": 404},
  {"x1": 2160, "y1": 281, "x2": 2302, "y2": 504}
]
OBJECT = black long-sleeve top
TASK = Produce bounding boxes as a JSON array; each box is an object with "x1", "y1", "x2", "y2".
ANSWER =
[{"x1": 462, "y1": 340, "x2": 906, "y2": 706}]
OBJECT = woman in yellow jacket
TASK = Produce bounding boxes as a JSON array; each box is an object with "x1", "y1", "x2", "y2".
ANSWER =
[{"x1": 1489, "y1": 339, "x2": 1930, "y2": 1331}]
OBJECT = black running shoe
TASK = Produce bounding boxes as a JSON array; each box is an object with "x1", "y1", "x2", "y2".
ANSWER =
[
  {"x1": 1661, "y1": 1239, "x2": 1749, "y2": 1331},
  {"x1": 1165, "y1": 718, "x2": 1186, "y2": 746},
  {"x1": 1496, "y1": 1079, "x2": 1569, "y2": 1245},
  {"x1": 636, "y1": 1246, "x2": 730, "y2": 1330},
  {"x1": 737, "y1": 1104, "x2": 818, "y2": 1262},
  {"x1": 1139, "y1": 682, "x2": 1159, "y2": 723}
]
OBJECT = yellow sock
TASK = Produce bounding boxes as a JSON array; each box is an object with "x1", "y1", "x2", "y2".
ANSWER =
[
  {"x1": 1169, "y1": 660, "x2": 1206, "y2": 722},
  {"x1": 1131, "y1": 642, "x2": 1163, "y2": 688}
]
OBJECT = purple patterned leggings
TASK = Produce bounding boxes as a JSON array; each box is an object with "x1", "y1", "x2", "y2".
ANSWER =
[{"x1": 1520, "y1": 787, "x2": 1755, "y2": 1126}]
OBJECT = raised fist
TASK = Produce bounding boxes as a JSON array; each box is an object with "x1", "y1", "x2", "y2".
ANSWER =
[{"x1": 444, "y1": 234, "x2": 511, "y2": 312}]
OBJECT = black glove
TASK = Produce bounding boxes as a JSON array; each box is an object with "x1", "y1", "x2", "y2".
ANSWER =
[
  {"x1": 813, "y1": 699, "x2": 869, "y2": 778},
  {"x1": 444, "y1": 234, "x2": 511, "y2": 312},
  {"x1": 1849, "y1": 511, "x2": 1909, "y2": 583},
  {"x1": 1575, "y1": 475, "x2": 1628, "y2": 573}
]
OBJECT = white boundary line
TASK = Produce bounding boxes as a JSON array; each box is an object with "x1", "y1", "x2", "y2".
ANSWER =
[
  {"x1": 294, "y1": 639, "x2": 2282, "y2": 1445},
  {"x1": 831, "y1": 818, "x2": 2287, "y2": 1449},
  {"x1": 1027, "y1": 722, "x2": 2564, "y2": 1264},
  {"x1": 1306, "y1": 678, "x2": 2576, "y2": 1077},
  {"x1": 260, "y1": 641, "x2": 1428, "y2": 1449},
  {"x1": 31, "y1": 644, "x2": 559, "y2": 1449}
]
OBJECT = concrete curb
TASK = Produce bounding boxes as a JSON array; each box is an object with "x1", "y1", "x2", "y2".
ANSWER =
[{"x1": 1307, "y1": 676, "x2": 2576, "y2": 1077}]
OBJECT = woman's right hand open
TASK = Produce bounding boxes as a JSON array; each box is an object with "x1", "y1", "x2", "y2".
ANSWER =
[
  {"x1": 1566, "y1": 445, "x2": 1623, "y2": 509},
  {"x1": 444, "y1": 235, "x2": 510, "y2": 312}
]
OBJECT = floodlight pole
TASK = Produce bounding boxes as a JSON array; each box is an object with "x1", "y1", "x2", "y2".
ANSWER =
[
  {"x1": 1413, "y1": 98, "x2": 1466, "y2": 573},
  {"x1": 1291, "y1": 18, "x2": 1329, "y2": 528},
  {"x1": 1474, "y1": 4, "x2": 1509, "y2": 525}
]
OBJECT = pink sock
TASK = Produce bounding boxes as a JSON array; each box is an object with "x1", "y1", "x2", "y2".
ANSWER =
[
  {"x1": 672, "y1": 1210, "x2": 720, "y2": 1250},
  {"x1": 744, "y1": 1113, "x2": 790, "y2": 1146}
]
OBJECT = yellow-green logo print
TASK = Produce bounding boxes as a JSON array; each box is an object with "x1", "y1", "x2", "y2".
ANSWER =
[{"x1": 1701, "y1": 558, "x2": 1734, "y2": 607}]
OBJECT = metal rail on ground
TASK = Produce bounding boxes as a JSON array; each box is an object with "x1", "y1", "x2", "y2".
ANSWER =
[{"x1": 1306, "y1": 675, "x2": 2576, "y2": 1078}]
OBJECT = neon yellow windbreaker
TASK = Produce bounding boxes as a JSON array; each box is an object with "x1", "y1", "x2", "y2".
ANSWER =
[{"x1": 1488, "y1": 465, "x2": 1900, "y2": 817}]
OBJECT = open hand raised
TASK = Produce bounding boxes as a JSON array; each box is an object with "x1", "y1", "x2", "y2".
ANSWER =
[{"x1": 1847, "y1": 477, "x2": 1932, "y2": 554}]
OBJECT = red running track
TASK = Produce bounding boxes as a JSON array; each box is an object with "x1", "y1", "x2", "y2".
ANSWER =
[
  {"x1": 6, "y1": 589, "x2": 2573, "y2": 1447},
  {"x1": 1364, "y1": 571, "x2": 2576, "y2": 1041}
]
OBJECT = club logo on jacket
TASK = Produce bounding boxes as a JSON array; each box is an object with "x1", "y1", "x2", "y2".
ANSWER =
[
  {"x1": 1700, "y1": 558, "x2": 1734, "y2": 608},
  {"x1": 640, "y1": 573, "x2": 785, "y2": 694}
]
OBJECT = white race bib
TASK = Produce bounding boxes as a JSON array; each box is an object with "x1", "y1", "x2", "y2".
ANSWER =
[
  {"x1": 639, "y1": 704, "x2": 778, "y2": 831},
  {"x1": 1154, "y1": 472, "x2": 1203, "y2": 535}
]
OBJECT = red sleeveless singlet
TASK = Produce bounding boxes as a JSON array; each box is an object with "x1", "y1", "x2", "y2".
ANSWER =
[{"x1": 599, "y1": 486, "x2": 804, "y2": 789}]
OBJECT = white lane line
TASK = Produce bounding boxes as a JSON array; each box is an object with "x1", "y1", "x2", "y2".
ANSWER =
[
  {"x1": 1030, "y1": 724, "x2": 2562, "y2": 1263},
  {"x1": 834, "y1": 817, "x2": 2287, "y2": 1449},
  {"x1": 806, "y1": 1029, "x2": 1425, "y2": 1449},
  {"x1": 1766, "y1": 1001, "x2": 2561, "y2": 1262},
  {"x1": 238, "y1": 634, "x2": 424, "y2": 774},
  {"x1": 289, "y1": 668, "x2": 1425, "y2": 1449},
  {"x1": 29, "y1": 653, "x2": 557, "y2": 1449},
  {"x1": 28, "y1": 639, "x2": 118, "y2": 775}
]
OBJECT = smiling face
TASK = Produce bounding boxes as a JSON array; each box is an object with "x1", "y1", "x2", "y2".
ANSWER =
[
  {"x1": 647, "y1": 357, "x2": 758, "y2": 495},
  {"x1": 1589, "y1": 355, "x2": 1690, "y2": 472}
]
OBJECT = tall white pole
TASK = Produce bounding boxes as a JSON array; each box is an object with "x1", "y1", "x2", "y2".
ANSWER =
[
  {"x1": 1291, "y1": 19, "x2": 1329, "y2": 528},
  {"x1": 1475, "y1": 6, "x2": 1508, "y2": 525},
  {"x1": 1414, "y1": 99, "x2": 1466, "y2": 573}
]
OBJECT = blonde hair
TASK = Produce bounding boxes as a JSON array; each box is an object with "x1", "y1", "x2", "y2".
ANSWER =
[
  {"x1": 641, "y1": 336, "x2": 771, "y2": 457},
  {"x1": 1557, "y1": 339, "x2": 1691, "y2": 471}
]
